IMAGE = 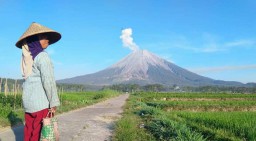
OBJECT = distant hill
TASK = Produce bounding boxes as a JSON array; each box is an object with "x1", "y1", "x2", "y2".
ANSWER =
[{"x1": 58, "y1": 50, "x2": 248, "y2": 87}]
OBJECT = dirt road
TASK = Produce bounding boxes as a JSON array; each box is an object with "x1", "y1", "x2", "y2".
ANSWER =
[{"x1": 0, "y1": 94, "x2": 129, "y2": 141}]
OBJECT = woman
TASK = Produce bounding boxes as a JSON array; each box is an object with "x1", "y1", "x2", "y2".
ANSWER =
[{"x1": 15, "y1": 22, "x2": 61, "y2": 141}]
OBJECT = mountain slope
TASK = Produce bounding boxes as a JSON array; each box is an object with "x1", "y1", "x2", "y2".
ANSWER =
[{"x1": 58, "y1": 50, "x2": 244, "y2": 86}]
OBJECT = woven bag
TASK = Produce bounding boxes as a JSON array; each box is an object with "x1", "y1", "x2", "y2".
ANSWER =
[{"x1": 40, "y1": 112, "x2": 59, "y2": 141}]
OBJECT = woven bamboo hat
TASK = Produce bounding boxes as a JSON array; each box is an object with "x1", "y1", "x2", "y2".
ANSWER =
[{"x1": 15, "y1": 22, "x2": 61, "y2": 48}]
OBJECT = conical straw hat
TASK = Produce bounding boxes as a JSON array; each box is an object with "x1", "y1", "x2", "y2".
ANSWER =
[{"x1": 16, "y1": 22, "x2": 61, "y2": 48}]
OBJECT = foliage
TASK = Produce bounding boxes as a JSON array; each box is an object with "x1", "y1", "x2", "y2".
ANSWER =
[
  {"x1": 0, "y1": 93, "x2": 22, "y2": 108},
  {"x1": 143, "y1": 84, "x2": 165, "y2": 92},
  {"x1": 106, "y1": 83, "x2": 256, "y2": 94},
  {"x1": 113, "y1": 96, "x2": 155, "y2": 141},
  {"x1": 175, "y1": 111, "x2": 256, "y2": 140},
  {"x1": 146, "y1": 118, "x2": 205, "y2": 141},
  {"x1": 183, "y1": 85, "x2": 256, "y2": 93},
  {"x1": 56, "y1": 83, "x2": 86, "y2": 92},
  {"x1": 113, "y1": 115, "x2": 155, "y2": 141},
  {"x1": 107, "y1": 84, "x2": 141, "y2": 93}
]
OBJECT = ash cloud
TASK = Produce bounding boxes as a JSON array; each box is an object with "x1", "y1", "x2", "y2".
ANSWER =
[{"x1": 120, "y1": 28, "x2": 139, "y2": 51}]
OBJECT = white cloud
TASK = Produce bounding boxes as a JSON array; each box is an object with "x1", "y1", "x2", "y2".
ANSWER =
[
  {"x1": 224, "y1": 40, "x2": 256, "y2": 47},
  {"x1": 147, "y1": 33, "x2": 256, "y2": 53},
  {"x1": 190, "y1": 64, "x2": 256, "y2": 73},
  {"x1": 197, "y1": 43, "x2": 225, "y2": 53},
  {"x1": 120, "y1": 28, "x2": 139, "y2": 51}
]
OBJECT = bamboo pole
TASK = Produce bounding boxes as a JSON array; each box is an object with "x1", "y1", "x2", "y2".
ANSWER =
[
  {"x1": 19, "y1": 84, "x2": 22, "y2": 94},
  {"x1": 12, "y1": 84, "x2": 15, "y2": 95},
  {"x1": 13, "y1": 84, "x2": 15, "y2": 109},
  {"x1": 0, "y1": 78, "x2": 2, "y2": 93},
  {"x1": 15, "y1": 80, "x2": 17, "y2": 95},
  {"x1": 59, "y1": 87, "x2": 61, "y2": 107},
  {"x1": 4, "y1": 78, "x2": 8, "y2": 96},
  {"x1": 17, "y1": 84, "x2": 20, "y2": 94}
]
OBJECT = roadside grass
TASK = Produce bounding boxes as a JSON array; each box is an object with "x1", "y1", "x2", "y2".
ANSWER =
[
  {"x1": 112, "y1": 96, "x2": 156, "y2": 141},
  {"x1": 0, "y1": 90, "x2": 120, "y2": 129}
]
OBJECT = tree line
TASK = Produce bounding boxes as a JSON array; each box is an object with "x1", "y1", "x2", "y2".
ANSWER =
[
  {"x1": 1, "y1": 77, "x2": 255, "y2": 94},
  {"x1": 104, "y1": 84, "x2": 256, "y2": 94},
  {"x1": 0, "y1": 77, "x2": 86, "y2": 94}
]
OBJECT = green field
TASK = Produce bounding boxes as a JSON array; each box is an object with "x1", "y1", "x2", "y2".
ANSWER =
[
  {"x1": 0, "y1": 89, "x2": 120, "y2": 129},
  {"x1": 113, "y1": 92, "x2": 256, "y2": 141},
  {"x1": 2, "y1": 90, "x2": 256, "y2": 140}
]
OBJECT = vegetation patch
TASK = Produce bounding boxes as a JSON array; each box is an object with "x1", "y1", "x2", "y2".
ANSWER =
[
  {"x1": 113, "y1": 92, "x2": 256, "y2": 140},
  {"x1": 112, "y1": 97, "x2": 155, "y2": 141}
]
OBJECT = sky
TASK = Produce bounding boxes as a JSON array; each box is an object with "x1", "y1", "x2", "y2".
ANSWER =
[{"x1": 0, "y1": 0, "x2": 256, "y2": 83}]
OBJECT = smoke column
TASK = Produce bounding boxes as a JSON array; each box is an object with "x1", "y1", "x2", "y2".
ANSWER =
[{"x1": 120, "y1": 28, "x2": 139, "y2": 51}]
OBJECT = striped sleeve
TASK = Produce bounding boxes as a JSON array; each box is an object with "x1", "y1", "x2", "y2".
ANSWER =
[{"x1": 38, "y1": 52, "x2": 60, "y2": 108}]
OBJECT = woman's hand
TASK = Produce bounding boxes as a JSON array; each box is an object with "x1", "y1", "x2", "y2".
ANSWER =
[{"x1": 49, "y1": 107, "x2": 57, "y2": 113}]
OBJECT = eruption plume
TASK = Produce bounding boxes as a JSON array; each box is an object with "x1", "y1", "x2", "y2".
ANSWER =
[{"x1": 120, "y1": 28, "x2": 139, "y2": 51}]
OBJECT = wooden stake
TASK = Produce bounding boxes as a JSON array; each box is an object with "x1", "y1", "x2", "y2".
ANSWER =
[
  {"x1": 0, "y1": 78, "x2": 2, "y2": 93},
  {"x1": 15, "y1": 80, "x2": 17, "y2": 95},
  {"x1": 4, "y1": 78, "x2": 8, "y2": 96}
]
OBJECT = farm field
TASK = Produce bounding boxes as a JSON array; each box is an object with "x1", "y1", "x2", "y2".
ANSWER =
[
  {"x1": 113, "y1": 92, "x2": 256, "y2": 141},
  {"x1": 0, "y1": 90, "x2": 120, "y2": 129}
]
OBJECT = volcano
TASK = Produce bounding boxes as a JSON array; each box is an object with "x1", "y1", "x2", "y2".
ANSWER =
[{"x1": 58, "y1": 50, "x2": 244, "y2": 86}]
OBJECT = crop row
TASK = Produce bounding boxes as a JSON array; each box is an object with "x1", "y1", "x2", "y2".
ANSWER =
[
  {"x1": 145, "y1": 100, "x2": 256, "y2": 112},
  {"x1": 167, "y1": 111, "x2": 256, "y2": 140},
  {"x1": 135, "y1": 92, "x2": 256, "y2": 99}
]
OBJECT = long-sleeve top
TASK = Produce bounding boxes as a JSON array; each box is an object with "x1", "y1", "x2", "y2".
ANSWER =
[{"x1": 22, "y1": 51, "x2": 60, "y2": 113}]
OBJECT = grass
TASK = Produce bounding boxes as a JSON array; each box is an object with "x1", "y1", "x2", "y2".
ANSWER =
[
  {"x1": 112, "y1": 95, "x2": 156, "y2": 141},
  {"x1": 145, "y1": 100, "x2": 256, "y2": 112},
  {"x1": 173, "y1": 111, "x2": 256, "y2": 140},
  {"x1": 57, "y1": 90, "x2": 120, "y2": 113},
  {"x1": 113, "y1": 92, "x2": 256, "y2": 141}
]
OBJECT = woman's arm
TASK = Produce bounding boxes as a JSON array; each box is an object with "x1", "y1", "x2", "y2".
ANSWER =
[{"x1": 38, "y1": 52, "x2": 60, "y2": 109}]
